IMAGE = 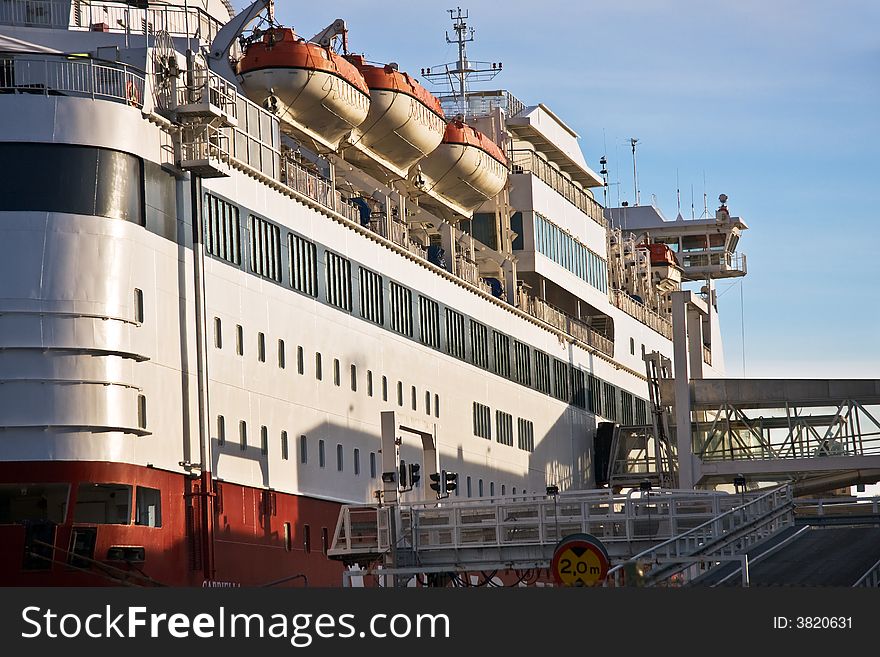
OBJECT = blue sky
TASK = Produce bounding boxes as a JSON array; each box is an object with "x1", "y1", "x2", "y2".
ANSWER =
[{"x1": 235, "y1": 0, "x2": 880, "y2": 379}]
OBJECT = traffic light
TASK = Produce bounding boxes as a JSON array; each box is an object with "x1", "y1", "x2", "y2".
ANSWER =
[
  {"x1": 429, "y1": 471, "x2": 444, "y2": 496},
  {"x1": 408, "y1": 462, "x2": 421, "y2": 488},
  {"x1": 399, "y1": 460, "x2": 407, "y2": 489},
  {"x1": 445, "y1": 471, "x2": 458, "y2": 494}
]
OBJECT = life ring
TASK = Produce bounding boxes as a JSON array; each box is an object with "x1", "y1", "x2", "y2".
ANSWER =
[{"x1": 126, "y1": 80, "x2": 140, "y2": 107}]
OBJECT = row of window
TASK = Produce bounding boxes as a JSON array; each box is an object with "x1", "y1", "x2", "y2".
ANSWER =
[
  {"x1": 472, "y1": 403, "x2": 534, "y2": 453},
  {"x1": 202, "y1": 192, "x2": 645, "y2": 422},
  {"x1": 212, "y1": 320, "x2": 442, "y2": 418},
  {"x1": 534, "y1": 212, "x2": 608, "y2": 293}
]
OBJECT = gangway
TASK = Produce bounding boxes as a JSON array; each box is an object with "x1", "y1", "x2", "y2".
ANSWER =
[
  {"x1": 328, "y1": 487, "x2": 774, "y2": 583},
  {"x1": 606, "y1": 485, "x2": 795, "y2": 587}
]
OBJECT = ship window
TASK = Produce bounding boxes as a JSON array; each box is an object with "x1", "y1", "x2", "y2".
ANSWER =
[
  {"x1": 553, "y1": 359, "x2": 570, "y2": 402},
  {"x1": 304, "y1": 524, "x2": 311, "y2": 553},
  {"x1": 315, "y1": 352, "x2": 323, "y2": 380},
  {"x1": 214, "y1": 317, "x2": 222, "y2": 349},
  {"x1": 258, "y1": 332, "x2": 266, "y2": 362},
  {"x1": 411, "y1": 386, "x2": 417, "y2": 411},
  {"x1": 621, "y1": 390, "x2": 635, "y2": 426},
  {"x1": 367, "y1": 370, "x2": 373, "y2": 397},
  {"x1": 325, "y1": 251, "x2": 352, "y2": 311},
  {"x1": 336, "y1": 444, "x2": 343, "y2": 472},
  {"x1": 334, "y1": 358, "x2": 341, "y2": 386},
  {"x1": 281, "y1": 431, "x2": 289, "y2": 460},
  {"x1": 217, "y1": 415, "x2": 226, "y2": 447},
  {"x1": 389, "y1": 282, "x2": 413, "y2": 337},
  {"x1": 135, "y1": 487, "x2": 162, "y2": 528},
  {"x1": 418, "y1": 296, "x2": 441, "y2": 349},
  {"x1": 501, "y1": 484, "x2": 506, "y2": 496},
  {"x1": 470, "y1": 321, "x2": 489, "y2": 369},
  {"x1": 602, "y1": 382, "x2": 619, "y2": 422},
  {"x1": 289, "y1": 234, "x2": 318, "y2": 297},
  {"x1": 473, "y1": 402, "x2": 491, "y2": 440},
  {"x1": 571, "y1": 367, "x2": 587, "y2": 409},
  {"x1": 248, "y1": 215, "x2": 282, "y2": 282},
  {"x1": 134, "y1": 288, "x2": 144, "y2": 324},
  {"x1": 517, "y1": 418, "x2": 535, "y2": 452},
  {"x1": 425, "y1": 391, "x2": 431, "y2": 416},
  {"x1": 300, "y1": 435, "x2": 308, "y2": 464},
  {"x1": 297, "y1": 346, "x2": 304, "y2": 374},
  {"x1": 204, "y1": 193, "x2": 241, "y2": 265},
  {"x1": 137, "y1": 394, "x2": 147, "y2": 430},
  {"x1": 492, "y1": 331, "x2": 511, "y2": 378},
  {"x1": 535, "y1": 351, "x2": 552, "y2": 395},
  {"x1": 397, "y1": 381, "x2": 403, "y2": 407},
  {"x1": 284, "y1": 523, "x2": 292, "y2": 552},
  {"x1": 514, "y1": 341, "x2": 532, "y2": 386},
  {"x1": 510, "y1": 212, "x2": 524, "y2": 251},
  {"x1": 236, "y1": 325, "x2": 244, "y2": 355},
  {"x1": 0, "y1": 483, "x2": 69, "y2": 524},
  {"x1": 635, "y1": 397, "x2": 649, "y2": 426},
  {"x1": 445, "y1": 308, "x2": 466, "y2": 360},
  {"x1": 490, "y1": 482, "x2": 495, "y2": 497},
  {"x1": 240, "y1": 421, "x2": 248, "y2": 451},
  {"x1": 588, "y1": 374, "x2": 602, "y2": 415},
  {"x1": 496, "y1": 411, "x2": 513, "y2": 446},
  {"x1": 278, "y1": 339, "x2": 286, "y2": 368},
  {"x1": 478, "y1": 479, "x2": 484, "y2": 497},
  {"x1": 73, "y1": 483, "x2": 131, "y2": 525},
  {"x1": 350, "y1": 364, "x2": 357, "y2": 392},
  {"x1": 354, "y1": 448, "x2": 360, "y2": 476},
  {"x1": 370, "y1": 452, "x2": 377, "y2": 478},
  {"x1": 466, "y1": 476, "x2": 472, "y2": 498},
  {"x1": 322, "y1": 527, "x2": 329, "y2": 556},
  {"x1": 318, "y1": 440, "x2": 326, "y2": 468},
  {"x1": 359, "y1": 267, "x2": 384, "y2": 325},
  {"x1": 435, "y1": 394, "x2": 440, "y2": 418},
  {"x1": 630, "y1": 337, "x2": 635, "y2": 355},
  {"x1": 260, "y1": 426, "x2": 268, "y2": 455},
  {"x1": 382, "y1": 376, "x2": 388, "y2": 402}
]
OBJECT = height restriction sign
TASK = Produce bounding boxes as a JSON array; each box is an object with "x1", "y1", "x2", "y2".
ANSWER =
[{"x1": 550, "y1": 533, "x2": 610, "y2": 587}]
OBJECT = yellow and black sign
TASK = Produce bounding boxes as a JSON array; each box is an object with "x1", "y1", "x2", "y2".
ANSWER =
[{"x1": 550, "y1": 533, "x2": 610, "y2": 587}]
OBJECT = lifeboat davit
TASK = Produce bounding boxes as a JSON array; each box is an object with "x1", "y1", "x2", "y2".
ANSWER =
[
  {"x1": 344, "y1": 55, "x2": 446, "y2": 178},
  {"x1": 238, "y1": 28, "x2": 371, "y2": 152},
  {"x1": 411, "y1": 119, "x2": 509, "y2": 218}
]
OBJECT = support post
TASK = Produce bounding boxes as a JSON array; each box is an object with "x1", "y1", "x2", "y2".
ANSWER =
[{"x1": 672, "y1": 291, "x2": 695, "y2": 489}]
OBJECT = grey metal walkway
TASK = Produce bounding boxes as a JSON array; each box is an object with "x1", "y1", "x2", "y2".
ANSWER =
[{"x1": 663, "y1": 378, "x2": 880, "y2": 489}]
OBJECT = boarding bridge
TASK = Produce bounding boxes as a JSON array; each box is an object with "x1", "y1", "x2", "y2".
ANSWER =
[{"x1": 328, "y1": 487, "x2": 787, "y2": 583}]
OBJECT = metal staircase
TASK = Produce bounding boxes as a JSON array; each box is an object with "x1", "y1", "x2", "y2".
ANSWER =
[{"x1": 606, "y1": 485, "x2": 795, "y2": 587}]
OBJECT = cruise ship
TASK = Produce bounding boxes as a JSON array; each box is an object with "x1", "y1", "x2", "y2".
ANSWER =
[{"x1": 0, "y1": 0, "x2": 749, "y2": 586}]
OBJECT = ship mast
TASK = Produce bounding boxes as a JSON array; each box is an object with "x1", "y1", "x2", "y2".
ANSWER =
[{"x1": 421, "y1": 7, "x2": 502, "y2": 119}]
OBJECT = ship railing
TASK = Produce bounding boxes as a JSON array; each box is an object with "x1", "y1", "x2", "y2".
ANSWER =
[
  {"x1": 606, "y1": 484, "x2": 795, "y2": 587},
  {"x1": 281, "y1": 157, "x2": 334, "y2": 210},
  {"x1": 179, "y1": 122, "x2": 231, "y2": 176},
  {"x1": 437, "y1": 90, "x2": 526, "y2": 119},
  {"x1": 71, "y1": 1, "x2": 223, "y2": 43},
  {"x1": 610, "y1": 289, "x2": 673, "y2": 339},
  {"x1": 0, "y1": 52, "x2": 145, "y2": 109},
  {"x1": 517, "y1": 287, "x2": 614, "y2": 356},
  {"x1": 702, "y1": 344, "x2": 712, "y2": 366},
  {"x1": 0, "y1": 0, "x2": 68, "y2": 27},
  {"x1": 454, "y1": 254, "x2": 480, "y2": 287},
  {"x1": 854, "y1": 556, "x2": 880, "y2": 588},
  {"x1": 680, "y1": 250, "x2": 747, "y2": 275},
  {"x1": 177, "y1": 65, "x2": 238, "y2": 124},
  {"x1": 509, "y1": 148, "x2": 606, "y2": 227}
]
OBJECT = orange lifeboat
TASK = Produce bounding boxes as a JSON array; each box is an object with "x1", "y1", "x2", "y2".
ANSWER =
[
  {"x1": 344, "y1": 55, "x2": 446, "y2": 178},
  {"x1": 411, "y1": 118, "x2": 509, "y2": 218},
  {"x1": 238, "y1": 28, "x2": 371, "y2": 152}
]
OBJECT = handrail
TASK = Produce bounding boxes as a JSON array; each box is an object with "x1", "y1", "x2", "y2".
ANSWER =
[
  {"x1": 0, "y1": 52, "x2": 146, "y2": 109},
  {"x1": 853, "y1": 556, "x2": 880, "y2": 588},
  {"x1": 607, "y1": 484, "x2": 793, "y2": 584}
]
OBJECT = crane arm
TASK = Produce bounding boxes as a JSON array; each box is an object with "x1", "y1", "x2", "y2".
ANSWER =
[{"x1": 207, "y1": 0, "x2": 275, "y2": 80}]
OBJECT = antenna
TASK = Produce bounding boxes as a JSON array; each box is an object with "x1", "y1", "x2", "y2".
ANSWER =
[
  {"x1": 630, "y1": 137, "x2": 640, "y2": 206},
  {"x1": 676, "y1": 168, "x2": 681, "y2": 215},
  {"x1": 421, "y1": 8, "x2": 502, "y2": 119},
  {"x1": 702, "y1": 170, "x2": 708, "y2": 219},
  {"x1": 600, "y1": 155, "x2": 608, "y2": 207},
  {"x1": 690, "y1": 184, "x2": 695, "y2": 220}
]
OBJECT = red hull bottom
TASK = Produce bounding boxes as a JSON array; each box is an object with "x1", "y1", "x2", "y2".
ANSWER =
[{"x1": 0, "y1": 462, "x2": 344, "y2": 587}]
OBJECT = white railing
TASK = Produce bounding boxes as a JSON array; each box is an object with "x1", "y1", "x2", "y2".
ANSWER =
[
  {"x1": 72, "y1": 1, "x2": 222, "y2": 42},
  {"x1": 0, "y1": 52, "x2": 145, "y2": 109},
  {"x1": 607, "y1": 485, "x2": 794, "y2": 587},
  {"x1": 177, "y1": 65, "x2": 238, "y2": 122},
  {"x1": 329, "y1": 488, "x2": 753, "y2": 559},
  {"x1": 517, "y1": 287, "x2": 614, "y2": 356},
  {"x1": 854, "y1": 557, "x2": 880, "y2": 587},
  {"x1": 610, "y1": 289, "x2": 673, "y2": 339},
  {"x1": 0, "y1": 0, "x2": 69, "y2": 27}
]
